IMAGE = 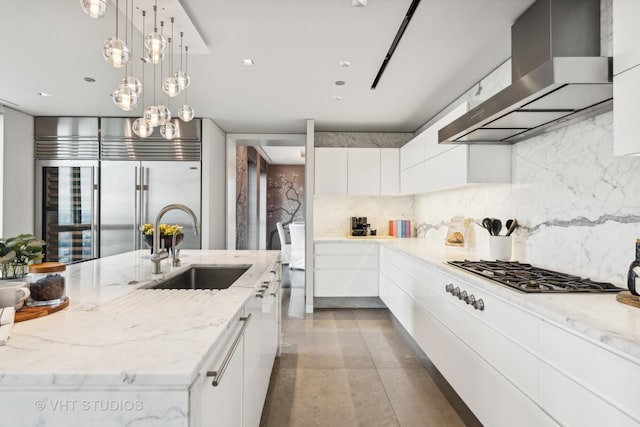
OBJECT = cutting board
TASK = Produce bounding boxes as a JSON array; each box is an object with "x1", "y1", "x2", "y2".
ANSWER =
[
  {"x1": 15, "y1": 297, "x2": 69, "y2": 322},
  {"x1": 616, "y1": 291, "x2": 640, "y2": 308}
]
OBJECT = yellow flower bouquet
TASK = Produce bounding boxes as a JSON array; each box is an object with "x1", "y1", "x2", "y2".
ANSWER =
[{"x1": 140, "y1": 223, "x2": 184, "y2": 253}]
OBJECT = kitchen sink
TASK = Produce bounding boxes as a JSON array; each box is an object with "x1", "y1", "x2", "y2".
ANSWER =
[{"x1": 150, "y1": 265, "x2": 251, "y2": 290}]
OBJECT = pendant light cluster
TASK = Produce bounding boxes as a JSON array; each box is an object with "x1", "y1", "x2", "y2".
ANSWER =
[{"x1": 81, "y1": 0, "x2": 195, "y2": 140}]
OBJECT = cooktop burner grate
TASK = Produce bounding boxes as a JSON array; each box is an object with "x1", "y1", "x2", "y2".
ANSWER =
[{"x1": 447, "y1": 260, "x2": 624, "y2": 293}]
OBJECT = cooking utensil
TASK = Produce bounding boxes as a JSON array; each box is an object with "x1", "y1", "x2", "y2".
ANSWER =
[
  {"x1": 505, "y1": 219, "x2": 518, "y2": 236},
  {"x1": 491, "y1": 218, "x2": 502, "y2": 236},
  {"x1": 482, "y1": 218, "x2": 493, "y2": 235}
]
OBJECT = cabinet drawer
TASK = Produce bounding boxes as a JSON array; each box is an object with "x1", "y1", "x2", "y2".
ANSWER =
[
  {"x1": 539, "y1": 319, "x2": 640, "y2": 423},
  {"x1": 315, "y1": 254, "x2": 378, "y2": 269},
  {"x1": 314, "y1": 242, "x2": 378, "y2": 255},
  {"x1": 315, "y1": 269, "x2": 378, "y2": 297},
  {"x1": 539, "y1": 362, "x2": 638, "y2": 427}
]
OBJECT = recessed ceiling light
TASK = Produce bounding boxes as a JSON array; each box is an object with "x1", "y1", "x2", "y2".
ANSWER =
[
  {"x1": 335, "y1": 80, "x2": 346, "y2": 86},
  {"x1": 339, "y1": 61, "x2": 351, "y2": 68},
  {"x1": 84, "y1": 77, "x2": 96, "y2": 83},
  {"x1": 333, "y1": 96, "x2": 342, "y2": 101},
  {"x1": 352, "y1": 0, "x2": 368, "y2": 6},
  {"x1": 37, "y1": 92, "x2": 51, "y2": 97},
  {"x1": 243, "y1": 59, "x2": 255, "y2": 66}
]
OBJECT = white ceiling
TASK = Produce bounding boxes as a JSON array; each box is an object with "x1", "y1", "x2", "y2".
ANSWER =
[
  {"x1": 0, "y1": 0, "x2": 535, "y2": 134},
  {"x1": 258, "y1": 146, "x2": 305, "y2": 165}
]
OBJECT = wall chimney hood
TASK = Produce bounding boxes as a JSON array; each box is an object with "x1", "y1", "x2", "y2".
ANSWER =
[{"x1": 439, "y1": 0, "x2": 612, "y2": 145}]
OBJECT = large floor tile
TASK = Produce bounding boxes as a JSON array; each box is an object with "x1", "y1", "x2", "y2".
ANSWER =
[
  {"x1": 263, "y1": 368, "x2": 399, "y2": 427},
  {"x1": 279, "y1": 330, "x2": 374, "y2": 369},
  {"x1": 285, "y1": 318, "x2": 360, "y2": 333},
  {"x1": 358, "y1": 321, "x2": 422, "y2": 368},
  {"x1": 377, "y1": 368, "x2": 467, "y2": 427}
]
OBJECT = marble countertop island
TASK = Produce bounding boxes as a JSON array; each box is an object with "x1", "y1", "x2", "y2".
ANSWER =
[
  {"x1": 0, "y1": 250, "x2": 280, "y2": 388},
  {"x1": 316, "y1": 236, "x2": 640, "y2": 362}
]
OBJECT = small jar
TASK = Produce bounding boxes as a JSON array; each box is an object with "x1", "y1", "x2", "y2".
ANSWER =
[{"x1": 28, "y1": 262, "x2": 66, "y2": 306}]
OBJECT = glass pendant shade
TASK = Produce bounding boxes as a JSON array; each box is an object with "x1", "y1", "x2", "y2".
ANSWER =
[
  {"x1": 157, "y1": 105, "x2": 171, "y2": 125},
  {"x1": 145, "y1": 50, "x2": 164, "y2": 65},
  {"x1": 81, "y1": 0, "x2": 108, "y2": 18},
  {"x1": 144, "y1": 105, "x2": 165, "y2": 127},
  {"x1": 145, "y1": 32, "x2": 167, "y2": 56},
  {"x1": 112, "y1": 85, "x2": 138, "y2": 111},
  {"x1": 174, "y1": 71, "x2": 191, "y2": 90},
  {"x1": 162, "y1": 77, "x2": 181, "y2": 97},
  {"x1": 103, "y1": 37, "x2": 130, "y2": 68},
  {"x1": 160, "y1": 122, "x2": 178, "y2": 140},
  {"x1": 178, "y1": 104, "x2": 195, "y2": 122},
  {"x1": 132, "y1": 118, "x2": 154, "y2": 138},
  {"x1": 121, "y1": 76, "x2": 143, "y2": 97}
]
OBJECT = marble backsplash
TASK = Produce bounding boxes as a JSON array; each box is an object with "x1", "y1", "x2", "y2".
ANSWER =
[
  {"x1": 314, "y1": 195, "x2": 414, "y2": 237},
  {"x1": 414, "y1": 111, "x2": 640, "y2": 285}
]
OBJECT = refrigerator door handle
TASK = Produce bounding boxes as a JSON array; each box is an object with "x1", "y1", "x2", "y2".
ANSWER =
[
  {"x1": 142, "y1": 167, "x2": 149, "y2": 226},
  {"x1": 92, "y1": 165, "x2": 99, "y2": 259},
  {"x1": 134, "y1": 166, "x2": 140, "y2": 250}
]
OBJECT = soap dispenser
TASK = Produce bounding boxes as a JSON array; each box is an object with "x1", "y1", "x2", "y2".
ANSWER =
[{"x1": 627, "y1": 239, "x2": 640, "y2": 296}]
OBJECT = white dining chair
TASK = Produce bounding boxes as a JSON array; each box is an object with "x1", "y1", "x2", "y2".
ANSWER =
[
  {"x1": 288, "y1": 223, "x2": 305, "y2": 270},
  {"x1": 276, "y1": 222, "x2": 291, "y2": 265}
]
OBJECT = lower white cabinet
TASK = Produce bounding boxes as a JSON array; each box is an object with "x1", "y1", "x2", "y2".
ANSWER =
[
  {"x1": 193, "y1": 262, "x2": 282, "y2": 427},
  {"x1": 379, "y1": 248, "x2": 553, "y2": 427},
  {"x1": 195, "y1": 310, "x2": 247, "y2": 427},
  {"x1": 314, "y1": 242, "x2": 379, "y2": 297},
  {"x1": 378, "y1": 244, "x2": 640, "y2": 427}
]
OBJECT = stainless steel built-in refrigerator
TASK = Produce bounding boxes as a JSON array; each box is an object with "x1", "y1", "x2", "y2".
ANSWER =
[
  {"x1": 99, "y1": 117, "x2": 202, "y2": 257},
  {"x1": 35, "y1": 117, "x2": 202, "y2": 262}
]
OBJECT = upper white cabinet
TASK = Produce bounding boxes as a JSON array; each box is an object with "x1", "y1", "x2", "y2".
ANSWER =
[
  {"x1": 315, "y1": 147, "x2": 400, "y2": 196},
  {"x1": 613, "y1": 0, "x2": 640, "y2": 156},
  {"x1": 347, "y1": 148, "x2": 380, "y2": 196},
  {"x1": 315, "y1": 147, "x2": 348, "y2": 195},
  {"x1": 380, "y1": 148, "x2": 400, "y2": 195},
  {"x1": 613, "y1": 0, "x2": 640, "y2": 75},
  {"x1": 400, "y1": 102, "x2": 511, "y2": 194}
]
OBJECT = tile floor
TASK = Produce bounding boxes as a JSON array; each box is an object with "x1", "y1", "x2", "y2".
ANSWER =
[{"x1": 260, "y1": 268, "x2": 481, "y2": 427}]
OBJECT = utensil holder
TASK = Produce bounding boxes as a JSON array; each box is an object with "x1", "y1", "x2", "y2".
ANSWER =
[{"x1": 489, "y1": 236, "x2": 512, "y2": 261}]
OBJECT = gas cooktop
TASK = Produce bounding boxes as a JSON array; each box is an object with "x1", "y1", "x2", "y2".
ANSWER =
[{"x1": 447, "y1": 260, "x2": 624, "y2": 293}]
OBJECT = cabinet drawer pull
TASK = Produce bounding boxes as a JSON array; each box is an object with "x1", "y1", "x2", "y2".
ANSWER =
[
  {"x1": 270, "y1": 280, "x2": 282, "y2": 296},
  {"x1": 206, "y1": 313, "x2": 252, "y2": 387}
]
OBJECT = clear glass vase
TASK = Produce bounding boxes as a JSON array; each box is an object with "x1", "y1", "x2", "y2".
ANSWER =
[{"x1": 0, "y1": 262, "x2": 28, "y2": 280}]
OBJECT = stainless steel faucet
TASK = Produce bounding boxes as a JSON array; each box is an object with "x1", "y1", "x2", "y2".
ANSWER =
[{"x1": 150, "y1": 204, "x2": 200, "y2": 274}]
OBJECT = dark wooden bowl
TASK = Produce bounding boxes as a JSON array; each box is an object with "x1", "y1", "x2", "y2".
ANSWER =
[{"x1": 143, "y1": 233, "x2": 185, "y2": 253}]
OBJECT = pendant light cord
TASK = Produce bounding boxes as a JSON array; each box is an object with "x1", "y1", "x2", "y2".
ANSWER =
[
  {"x1": 141, "y1": 9, "x2": 146, "y2": 107},
  {"x1": 185, "y1": 46, "x2": 189, "y2": 104},
  {"x1": 160, "y1": 20, "x2": 164, "y2": 105}
]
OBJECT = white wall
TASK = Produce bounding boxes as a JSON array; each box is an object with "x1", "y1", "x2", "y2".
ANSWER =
[
  {"x1": 2, "y1": 107, "x2": 34, "y2": 237},
  {"x1": 201, "y1": 118, "x2": 226, "y2": 249}
]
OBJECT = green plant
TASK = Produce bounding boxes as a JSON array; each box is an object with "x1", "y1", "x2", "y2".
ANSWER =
[{"x1": 0, "y1": 234, "x2": 46, "y2": 265}]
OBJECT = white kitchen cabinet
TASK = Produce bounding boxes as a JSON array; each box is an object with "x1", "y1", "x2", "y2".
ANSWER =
[
  {"x1": 379, "y1": 246, "x2": 553, "y2": 427},
  {"x1": 196, "y1": 310, "x2": 247, "y2": 427},
  {"x1": 613, "y1": 0, "x2": 640, "y2": 76},
  {"x1": 315, "y1": 147, "x2": 401, "y2": 196},
  {"x1": 400, "y1": 162, "x2": 425, "y2": 195},
  {"x1": 380, "y1": 148, "x2": 400, "y2": 195},
  {"x1": 537, "y1": 319, "x2": 640, "y2": 426},
  {"x1": 613, "y1": 0, "x2": 640, "y2": 156},
  {"x1": 314, "y1": 242, "x2": 379, "y2": 297},
  {"x1": 347, "y1": 148, "x2": 380, "y2": 196},
  {"x1": 314, "y1": 147, "x2": 347, "y2": 195},
  {"x1": 379, "y1": 265, "x2": 554, "y2": 427},
  {"x1": 400, "y1": 130, "x2": 427, "y2": 171},
  {"x1": 243, "y1": 266, "x2": 281, "y2": 427},
  {"x1": 613, "y1": 66, "x2": 640, "y2": 156},
  {"x1": 399, "y1": 102, "x2": 511, "y2": 194}
]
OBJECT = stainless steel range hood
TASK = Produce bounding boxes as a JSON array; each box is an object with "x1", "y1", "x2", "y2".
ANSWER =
[{"x1": 439, "y1": 0, "x2": 612, "y2": 145}]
